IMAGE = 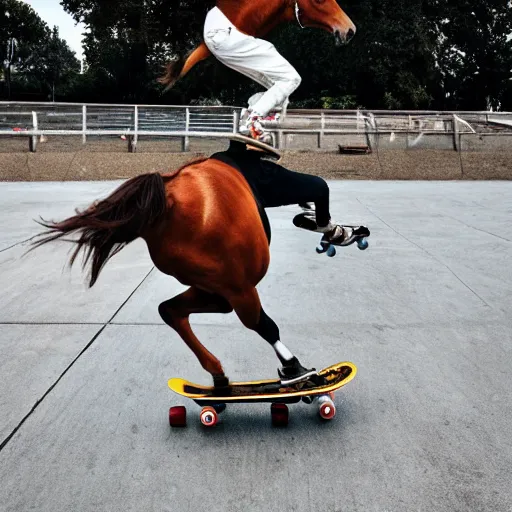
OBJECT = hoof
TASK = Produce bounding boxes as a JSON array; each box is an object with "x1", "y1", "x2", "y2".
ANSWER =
[{"x1": 212, "y1": 375, "x2": 231, "y2": 395}]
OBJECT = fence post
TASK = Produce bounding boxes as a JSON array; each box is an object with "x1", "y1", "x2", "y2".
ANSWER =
[
  {"x1": 459, "y1": 133, "x2": 464, "y2": 176},
  {"x1": 367, "y1": 112, "x2": 377, "y2": 151},
  {"x1": 127, "y1": 105, "x2": 138, "y2": 153},
  {"x1": 277, "y1": 105, "x2": 285, "y2": 150},
  {"x1": 277, "y1": 129, "x2": 284, "y2": 150},
  {"x1": 134, "y1": 105, "x2": 139, "y2": 151},
  {"x1": 452, "y1": 114, "x2": 459, "y2": 151},
  {"x1": 232, "y1": 109, "x2": 240, "y2": 136},
  {"x1": 317, "y1": 112, "x2": 325, "y2": 149},
  {"x1": 82, "y1": 105, "x2": 87, "y2": 145},
  {"x1": 182, "y1": 107, "x2": 190, "y2": 152},
  {"x1": 406, "y1": 115, "x2": 413, "y2": 149},
  {"x1": 29, "y1": 111, "x2": 38, "y2": 152}
]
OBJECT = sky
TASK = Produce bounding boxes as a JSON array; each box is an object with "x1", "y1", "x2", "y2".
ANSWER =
[{"x1": 21, "y1": 0, "x2": 86, "y2": 62}]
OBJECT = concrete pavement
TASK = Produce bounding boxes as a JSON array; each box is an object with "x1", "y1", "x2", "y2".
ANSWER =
[{"x1": 0, "y1": 180, "x2": 511, "y2": 512}]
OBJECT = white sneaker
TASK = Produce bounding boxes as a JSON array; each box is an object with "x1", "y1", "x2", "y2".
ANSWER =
[
  {"x1": 294, "y1": 211, "x2": 353, "y2": 243},
  {"x1": 240, "y1": 110, "x2": 272, "y2": 143},
  {"x1": 324, "y1": 225, "x2": 357, "y2": 246}
]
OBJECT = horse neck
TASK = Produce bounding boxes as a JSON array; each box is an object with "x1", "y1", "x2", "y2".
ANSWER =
[{"x1": 216, "y1": 0, "x2": 293, "y2": 36}]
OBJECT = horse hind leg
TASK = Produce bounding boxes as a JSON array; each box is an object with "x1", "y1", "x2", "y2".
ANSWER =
[
  {"x1": 228, "y1": 287, "x2": 317, "y2": 383},
  {"x1": 158, "y1": 287, "x2": 233, "y2": 387}
]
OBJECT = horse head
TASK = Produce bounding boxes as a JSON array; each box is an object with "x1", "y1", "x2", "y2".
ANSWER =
[{"x1": 293, "y1": 0, "x2": 356, "y2": 45}]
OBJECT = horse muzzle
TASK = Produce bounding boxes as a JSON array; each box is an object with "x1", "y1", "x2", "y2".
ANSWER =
[{"x1": 334, "y1": 26, "x2": 356, "y2": 45}]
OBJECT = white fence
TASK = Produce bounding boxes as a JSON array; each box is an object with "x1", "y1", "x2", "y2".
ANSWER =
[
  {"x1": 1, "y1": 101, "x2": 511, "y2": 153},
  {"x1": 0, "y1": 103, "x2": 241, "y2": 152}
]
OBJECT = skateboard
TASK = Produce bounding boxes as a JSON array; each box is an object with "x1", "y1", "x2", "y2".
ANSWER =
[
  {"x1": 293, "y1": 212, "x2": 370, "y2": 258},
  {"x1": 168, "y1": 361, "x2": 357, "y2": 428},
  {"x1": 230, "y1": 133, "x2": 282, "y2": 160}
]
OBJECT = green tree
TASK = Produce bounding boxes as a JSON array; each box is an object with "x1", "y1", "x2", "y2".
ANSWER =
[
  {"x1": 430, "y1": 0, "x2": 512, "y2": 110},
  {"x1": 58, "y1": 0, "x2": 512, "y2": 110},
  {"x1": 21, "y1": 26, "x2": 81, "y2": 101},
  {"x1": 61, "y1": 0, "x2": 214, "y2": 102},
  {"x1": 261, "y1": 0, "x2": 440, "y2": 110},
  {"x1": 0, "y1": 0, "x2": 48, "y2": 98}
]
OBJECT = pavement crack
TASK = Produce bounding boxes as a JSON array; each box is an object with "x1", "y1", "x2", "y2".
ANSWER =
[
  {"x1": 0, "y1": 266, "x2": 155, "y2": 453},
  {"x1": 443, "y1": 214, "x2": 511, "y2": 242},
  {"x1": 0, "y1": 324, "x2": 107, "y2": 453},
  {"x1": 357, "y1": 198, "x2": 491, "y2": 307},
  {"x1": 107, "y1": 267, "x2": 155, "y2": 323}
]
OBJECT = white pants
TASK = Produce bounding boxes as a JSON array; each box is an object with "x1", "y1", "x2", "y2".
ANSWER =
[{"x1": 203, "y1": 6, "x2": 301, "y2": 117}]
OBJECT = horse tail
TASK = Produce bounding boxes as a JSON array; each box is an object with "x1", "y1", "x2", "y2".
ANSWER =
[
  {"x1": 158, "y1": 42, "x2": 211, "y2": 90},
  {"x1": 31, "y1": 173, "x2": 167, "y2": 288}
]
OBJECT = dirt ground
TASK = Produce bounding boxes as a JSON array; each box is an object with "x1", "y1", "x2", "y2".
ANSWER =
[{"x1": 1, "y1": 135, "x2": 511, "y2": 181}]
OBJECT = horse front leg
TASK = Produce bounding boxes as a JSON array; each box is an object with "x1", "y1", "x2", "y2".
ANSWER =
[{"x1": 158, "y1": 286, "x2": 233, "y2": 387}]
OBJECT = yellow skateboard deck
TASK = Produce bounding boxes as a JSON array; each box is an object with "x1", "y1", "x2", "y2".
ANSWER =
[
  {"x1": 168, "y1": 362, "x2": 357, "y2": 427},
  {"x1": 168, "y1": 361, "x2": 356, "y2": 404}
]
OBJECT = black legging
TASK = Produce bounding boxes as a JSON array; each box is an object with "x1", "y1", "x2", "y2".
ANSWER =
[
  {"x1": 212, "y1": 148, "x2": 332, "y2": 228},
  {"x1": 256, "y1": 160, "x2": 331, "y2": 227}
]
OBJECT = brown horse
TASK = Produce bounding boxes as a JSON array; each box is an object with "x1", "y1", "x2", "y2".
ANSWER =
[
  {"x1": 32, "y1": 151, "x2": 320, "y2": 388},
  {"x1": 158, "y1": 0, "x2": 356, "y2": 90}
]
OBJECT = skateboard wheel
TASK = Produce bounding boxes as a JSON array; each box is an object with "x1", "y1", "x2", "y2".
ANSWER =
[
  {"x1": 271, "y1": 403, "x2": 289, "y2": 427},
  {"x1": 327, "y1": 245, "x2": 336, "y2": 257},
  {"x1": 318, "y1": 396, "x2": 336, "y2": 420},
  {"x1": 357, "y1": 238, "x2": 369, "y2": 250},
  {"x1": 200, "y1": 406, "x2": 219, "y2": 427},
  {"x1": 169, "y1": 405, "x2": 187, "y2": 428},
  {"x1": 316, "y1": 238, "x2": 330, "y2": 254}
]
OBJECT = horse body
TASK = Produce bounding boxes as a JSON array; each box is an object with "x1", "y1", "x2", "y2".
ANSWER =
[
  {"x1": 145, "y1": 159, "x2": 270, "y2": 294},
  {"x1": 33, "y1": 0, "x2": 359, "y2": 385},
  {"x1": 33, "y1": 157, "x2": 272, "y2": 382},
  {"x1": 216, "y1": 0, "x2": 293, "y2": 36}
]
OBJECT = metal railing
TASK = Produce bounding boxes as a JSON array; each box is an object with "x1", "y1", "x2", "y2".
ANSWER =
[
  {"x1": 0, "y1": 103, "x2": 242, "y2": 152},
  {"x1": 1, "y1": 101, "x2": 511, "y2": 153}
]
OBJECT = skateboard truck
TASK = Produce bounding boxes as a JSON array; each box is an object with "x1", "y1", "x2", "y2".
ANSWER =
[{"x1": 316, "y1": 233, "x2": 369, "y2": 258}]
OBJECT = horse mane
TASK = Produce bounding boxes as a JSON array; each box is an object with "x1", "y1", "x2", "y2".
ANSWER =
[{"x1": 30, "y1": 172, "x2": 168, "y2": 287}]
